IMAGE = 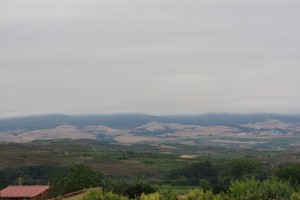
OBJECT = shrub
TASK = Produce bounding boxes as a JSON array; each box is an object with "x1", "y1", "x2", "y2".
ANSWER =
[
  {"x1": 199, "y1": 179, "x2": 212, "y2": 192},
  {"x1": 140, "y1": 192, "x2": 161, "y2": 200},
  {"x1": 161, "y1": 189, "x2": 179, "y2": 200},
  {"x1": 101, "y1": 192, "x2": 128, "y2": 200},
  {"x1": 229, "y1": 178, "x2": 294, "y2": 200},
  {"x1": 124, "y1": 182, "x2": 156, "y2": 199},
  {"x1": 81, "y1": 188, "x2": 102, "y2": 200},
  {"x1": 182, "y1": 189, "x2": 223, "y2": 200},
  {"x1": 80, "y1": 189, "x2": 128, "y2": 200},
  {"x1": 291, "y1": 192, "x2": 300, "y2": 200}
]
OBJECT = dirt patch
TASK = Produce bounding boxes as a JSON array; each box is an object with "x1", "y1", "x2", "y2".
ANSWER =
[{"x1": 179, "y1": 154, "x2": 197, "y2": 159}]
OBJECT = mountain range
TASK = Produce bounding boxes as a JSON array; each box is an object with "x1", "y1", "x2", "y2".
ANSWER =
[{"x1": 0, "y1": 113, "x2": 300, "y2": 145}]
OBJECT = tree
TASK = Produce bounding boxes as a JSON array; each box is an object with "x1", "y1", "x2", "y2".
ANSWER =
[
  {"x1": 124, "y1": 182, "x2": 156, "y2": 199},
  {"x1": 223, "y1": 158, "x2": 271, "y2": 179},
  {"x1": 199, "y1": 179, "x2": 212, "y2": 192},
  {"x1": 50, "y1": 164, "x2": 104, "y2": 196},
  {"x1": 276, "y1": 164, "x2": 300, "y2": 186},
  {"x1": 166, "y1": 160, "x2": 219, "y2": 187},
  {"x1": 220, "y1": 157, "x2": 271, "y2": 189}
]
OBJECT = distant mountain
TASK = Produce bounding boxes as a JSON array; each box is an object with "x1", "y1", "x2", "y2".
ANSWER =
[
  {"x1": 0, "y1": 114, "x2": 165, "y2": 131},
  {"x1": 167, "y1": 113, "x2": 300, "y2": 127},
  {"x1": 0, "y1": 113, "x2": 300, "y2": 132},
  {"x1": 1, "y1": 113, "x2": 300, "y2": 144}
]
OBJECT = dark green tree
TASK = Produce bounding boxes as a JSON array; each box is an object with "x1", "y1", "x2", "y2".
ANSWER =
[
  {"x1": 106, "y1": 180, "x2": 156, "y2": 199},
  {"x1": 124, "y1": 182, "x2": 156, "y2": 199},
  {"x1": 0, "y1": 165, "x2": 64, "y2": 189},
  {"x1": 223, "y1": 158, "x2": 271, "y2": 179},
  {"x1": 166, "y1": 160, "x2": 219, "y2": 186},
  {"x1": 220, "y1": 158, "x2": 271, "y2": 189},
  {"x1": 50, "y1": 164, "x2": 104, "y2": 196},
  {"x1": 276, "y1": 164, "x2": 300, "y2": 186}
]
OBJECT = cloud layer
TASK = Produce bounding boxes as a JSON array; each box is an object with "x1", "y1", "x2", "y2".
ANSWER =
[{"x1": 1, "y1": 0, "x2": 300, "y2": 116}]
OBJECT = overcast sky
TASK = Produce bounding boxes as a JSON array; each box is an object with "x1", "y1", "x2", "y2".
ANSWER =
[{"x1": 1, "y1": 0, "x2": 300, "y2": 117}]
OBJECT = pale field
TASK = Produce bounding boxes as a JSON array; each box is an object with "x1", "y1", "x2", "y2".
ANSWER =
[
  {"x1": 208, "y1": 140, "x2": 263, "y2": 145},
  {"x1": 179, "y1": 154, "x2": 197, "y2": 159},
  {"x1": 151, "y1": 144, "x2": 177, "y2": 149},
  {"x1": 1, "y1": 120, "x2": 299, "y2": 144},
  {"x1": 242, "y1": 119, "x2": 300, "y2": 131},
  {"x1": 163, "y1": 126, "x2": 238, "y2": 138},
  {"x1": 84, "y1": 125, "x2": 125, "y2": 135},
  {"x1": 134, "y1": 121, "x2": 199, "y2": 132},
  {"x1": 114, "y1": 134, "x2": 161, "y2": 143},
  {"x1": 0, "y1": 123, "x2": 253, "y2": 144},
  {"x1": 113, "y1": 124, "x2": 239, "y2": 143},
  {"x1": 85, "y1": 122, "x2": 240, "y2": 143},
  {"x1": 0, "y1": 125, "x2": 96, "y2": 142}
]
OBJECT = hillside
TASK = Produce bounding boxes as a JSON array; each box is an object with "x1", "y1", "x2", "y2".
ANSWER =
[
  {"x1": 1, "y1": 113, "x2": 300, "y2": 131},
  {"x1": 0, "y1": 114, "x2": 299, "y2": 150}
]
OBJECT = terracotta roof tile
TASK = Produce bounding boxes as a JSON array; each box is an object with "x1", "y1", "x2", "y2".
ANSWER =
[{"x1": 0, "y1": 185, "x2": 49, "y2": 198}]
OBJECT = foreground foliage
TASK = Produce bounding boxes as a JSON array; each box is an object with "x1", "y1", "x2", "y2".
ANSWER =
[
  {"x1": 2, "y1": 159, "x2": 300, "y2": 199},
  {"x1": 81, "y1": 188, "x2": 128, "y2": 200},
  {"x1": 228, "y1": 179, "x2": 294, "y2": 200},
  {"x1": 80, "y1": 178, "x2": 300, "y2": 200}
]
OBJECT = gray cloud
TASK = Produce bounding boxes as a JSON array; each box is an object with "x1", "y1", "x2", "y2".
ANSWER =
[{"x1": 1, "y1": 0, "x2": 300, "y2": 117}]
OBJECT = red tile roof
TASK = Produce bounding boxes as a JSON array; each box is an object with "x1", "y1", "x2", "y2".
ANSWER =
[{"x1": 0, "y1": 185, "x2": 49, "y2": 198}]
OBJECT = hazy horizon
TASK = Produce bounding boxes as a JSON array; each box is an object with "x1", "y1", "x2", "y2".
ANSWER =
[
  {"x1": 2, "y1": 112, "x2": 300, "y2": 120},
  {"x1": 1, "y1": 0, "x2": 300, "y2": 117}
]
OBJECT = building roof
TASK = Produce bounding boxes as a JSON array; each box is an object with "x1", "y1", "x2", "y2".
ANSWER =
[{"x1": 0, "y1": 185, "x2": 49, "y2": 198}]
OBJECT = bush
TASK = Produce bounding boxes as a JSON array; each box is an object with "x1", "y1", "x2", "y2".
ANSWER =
[
  {"x1": 229, "y1": 178, "x2": 294, "y2": 200},
  {"x1": 80, "y1": 189, "x2": 128, "y2": 200},
  {"x1": 101, "y1": 192, "x2": 128, "y2": 200},
  {"x1": 125, "y1": 182, "x2": 156, "y2": 199},
  {"x1": 161, "y1": 189, "x2": 179, "y2": 200},
  {"x1": 291, "y1": 192, "x2": 300, "y2": 200},
  {"x1": 182, "y1": 189, "x2": 223, "y2": 200},
  {"x1": 199, "y1": 179, "x2": 212, "y2": 192},
  {"x1": 140, "y1": 192, "x2": 161, "y2": 200},
  {"x1": 81, "y1": 188, "x2": 102, "y2": 200}
]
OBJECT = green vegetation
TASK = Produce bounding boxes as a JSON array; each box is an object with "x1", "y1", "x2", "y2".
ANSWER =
[
  {"x1": 0, "y1": 165, "x2": 64, "y2": 188},
  {"x1": 1, "y1": 114, "x2": 300, "y2": 200},
  {"x1": 50, "y1": 164, "x2": 105, "y2": 196},
  {"x1": 276, "y1": 164, "x2": 300, "y2": 185},
  {"x1": 81, "y1": 188, "x2": 128, "y2": 200},
  {"x1": 228, "y1": 179, "x2": 294, "y2": 200},
  {"x1": 165, "y1": 160, "x2": 218, "y2": 187},
  {"x1": 110, "y1": 181, "x2": 156, "y2": 199},
  {"x1": 0, "y1": 137, "x2": 299, "y2": 199},
  {"x1": 78, "y1": 179, "x2": 300, "y2": 200}
]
